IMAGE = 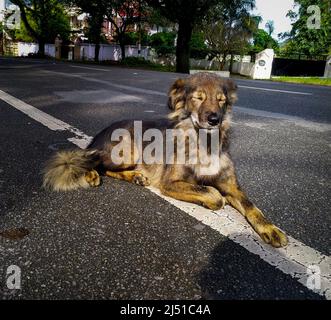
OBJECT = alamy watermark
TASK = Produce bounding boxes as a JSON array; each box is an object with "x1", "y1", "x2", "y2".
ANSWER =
[
  {"x1": 6, "y1": 265, "x2": 21, "y2": 290},
  {"x1": 3, "y1": 6, "x2": 21, "y2": 30},
  {"x1": 306, "y1": 265, "x2": 321, "y2": 291},
  {"x1": 109, "y1": 121, "x2": 221, "y2": 175},
  {"x1": 306, "y1": 5, "x2": 321, "y2": 29}
]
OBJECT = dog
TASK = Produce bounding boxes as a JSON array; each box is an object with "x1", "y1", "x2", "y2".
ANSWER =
[{"x1": 43, "y1": 72, "x2": 288, "y2": 248}]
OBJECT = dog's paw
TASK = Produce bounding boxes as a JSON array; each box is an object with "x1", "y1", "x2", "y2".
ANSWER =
[
  {"x1": 85, "y1": 169, "x2": 101, "y2": 187},
  {"x1": 258, "y1": 224, "x2": 288, "y2": 248},
  {"x1": 132, "y1": 173, "x2": 150, "y2": 186},
  {"x1": 202, "y1": 186, "x2": 226, "y2": 211}
]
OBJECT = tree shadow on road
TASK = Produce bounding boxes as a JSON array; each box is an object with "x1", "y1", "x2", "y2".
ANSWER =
[{"x1": 197, "y1": 235, "x2": 325, "y2": 300}]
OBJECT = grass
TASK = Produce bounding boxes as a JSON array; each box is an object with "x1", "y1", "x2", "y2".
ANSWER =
[{"x1": 271, "y1": 76, "x2": 331, "y2": 86}]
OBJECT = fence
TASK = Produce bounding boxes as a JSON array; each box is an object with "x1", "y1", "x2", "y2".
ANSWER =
[
  {"x1": 12, "y1": 41, "x2": 150, "y2": 61},
  {"x1": 272, "y1": 57, "x2": 327, "y2": 77}
]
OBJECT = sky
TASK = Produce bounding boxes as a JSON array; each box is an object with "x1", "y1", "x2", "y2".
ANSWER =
[{"x1": 252, "y1": 0, "x2": 298, "y2": 38}]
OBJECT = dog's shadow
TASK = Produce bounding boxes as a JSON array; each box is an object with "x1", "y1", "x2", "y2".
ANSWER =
[{"x1": 197, "y1": 234, "x2": 325, "y2": 300}]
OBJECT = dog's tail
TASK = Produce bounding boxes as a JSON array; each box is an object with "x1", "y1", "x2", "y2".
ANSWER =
[{"x1": 42, "y1": 149, "x2": 101, "y2": 192}]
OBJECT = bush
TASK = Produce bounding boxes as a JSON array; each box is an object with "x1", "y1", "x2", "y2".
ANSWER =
[
  {"x1": 123, "y1": 32, "x2": 150, "y2": 46},
  {"x1": 149, "y1": 32, "x2": 176, "y2": 56}
]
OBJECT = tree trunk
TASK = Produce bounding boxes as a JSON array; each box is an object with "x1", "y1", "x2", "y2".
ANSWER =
[
  {"x1": 229, "y1": 53, "x2": 234, "y2": 73},
  {"x1": 176, "y1": 20, "x2": 193, "y2": 73},
  {"x1": 94, "y1": 43, "x2": 100, "y2": 62},
  {"x1": 38, "y1": 40, "x2": 45, "y2": 57},
  {"x1": 120, "y1": 41, "x2": 126, "y2": 60}
]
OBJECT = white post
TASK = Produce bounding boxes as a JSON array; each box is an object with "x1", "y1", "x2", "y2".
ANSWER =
[
  {"x1": 324, "y1": 56, "x2": 331, "y2": 78},
  {"x1": 251, "y1": 49, "x2": 274, "y2": 79}
]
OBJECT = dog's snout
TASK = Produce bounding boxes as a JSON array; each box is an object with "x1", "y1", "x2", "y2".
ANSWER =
[{"x1": 207, "y1": 112, "x2": 221, "y2": 126}]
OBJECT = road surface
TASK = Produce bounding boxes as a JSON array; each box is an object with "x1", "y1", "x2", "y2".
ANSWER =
[{"x1": 0, "y1": 57, "x2": 330, "y2": 299}]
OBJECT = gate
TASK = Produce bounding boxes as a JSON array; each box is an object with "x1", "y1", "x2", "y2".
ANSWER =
[{"x1": 272, "y1": 55, "x2": 327, "y2": 77}]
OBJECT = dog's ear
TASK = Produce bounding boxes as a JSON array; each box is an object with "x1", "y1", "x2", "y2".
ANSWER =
[
  {"x1": 223, "y1": 79, "x2": 238, "y2": 105},
  {"x1": 168, "y1": 78, "x2": 186, "y2": 110}
]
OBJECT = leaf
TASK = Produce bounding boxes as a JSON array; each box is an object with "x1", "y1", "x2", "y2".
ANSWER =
[{"x1": 0, "y1": 228, "x2": 30, "y2": 240}]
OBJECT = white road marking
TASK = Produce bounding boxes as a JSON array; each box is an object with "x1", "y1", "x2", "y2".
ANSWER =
[
  {"x1": 70, "y1": 65, "x2": 117, "y2": 72},
  {"x1": 0, "y1": 89, "x2": 91, "y2": 149},
  {"x1": 69, "y1": 65, "x2": 312, "y2": 96},
  {"x1": 234, "y1": 106, "x2": 331, "y2": 132},
  {"x1": 238, "y1": 85, "x2": 312, "y2": 95},
  {"x1": 0, "y1": 89, "x2": 330, "y2": 299},
  {"x1": 148, "y1": 188, "x2": 331, "y2": 300},
  {"x1": 43, "y1": 70, "x2": 167, "y2": 97},
  {"x1": 39, "y1": 70, "x2": 331, "y2": 132}
]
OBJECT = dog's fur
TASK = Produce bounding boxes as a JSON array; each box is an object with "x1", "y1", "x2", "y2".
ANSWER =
[{"x1": 43, "y1": 72, "x2": 287, "y2": 247}]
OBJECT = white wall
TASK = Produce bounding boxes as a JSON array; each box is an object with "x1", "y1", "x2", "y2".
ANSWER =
[
  {"x1": 15, "y1": 42, "x2": 150, "y2": 60},
  {"x1": 79, "y1": 43, "x2": 150, "y2": 61},
  {"x1": 251, "y1": 49, "x2": 274, "y2": 79},
  {"x1": 17, "y1": 42, "x2": 55, "y2": 57},
  {"x1": 324, "y1": 56, "x2": 331, "y2": 78}
]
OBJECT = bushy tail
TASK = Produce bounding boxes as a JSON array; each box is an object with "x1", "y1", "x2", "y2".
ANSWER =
[{"x1": 42, "y1": 149, "x2": 101, "y2": 192}]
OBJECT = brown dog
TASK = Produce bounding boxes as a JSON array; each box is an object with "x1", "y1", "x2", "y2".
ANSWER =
[{"x1": 43, "y1": 72, "x2": 288, "y2": 248}]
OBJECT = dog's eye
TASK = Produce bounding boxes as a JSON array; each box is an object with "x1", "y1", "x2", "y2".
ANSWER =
[{"x1": 193, "y1": 96, "x2": 203, "y2": 101}]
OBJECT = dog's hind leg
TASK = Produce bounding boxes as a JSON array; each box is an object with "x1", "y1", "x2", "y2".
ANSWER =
[
  {"x1": 105, "y1": 170, "x2": 150, "y2": 186},
  {"x1": 215, "y1": 176, "x2": 288, "y2": 248}
]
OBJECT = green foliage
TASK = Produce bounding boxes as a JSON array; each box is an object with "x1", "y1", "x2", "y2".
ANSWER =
[
  {"x1": 283, "y1": 0, "x2": 331, "y2": 56},
  {"x1": 123, "y1": 31, "x2": 150, "y2": 46},
  {"x1": 199, "y1": 0, "x2": 257, "y2": 69},
  {"x1": 271, "y1": 77, "x2": 331, "y2": 86},
  {"x1": 190, "y1": 32, "x2": 210, "y2": 59},
  {"x1": 11, "y1": 0, "x2": 70, "y2": 43},
  {"x1": 149, "y1": 31, "x2": 176, "y2": 55},
  {"x1": 251, "y1": 29, "x2": 279, "y2": 54}
]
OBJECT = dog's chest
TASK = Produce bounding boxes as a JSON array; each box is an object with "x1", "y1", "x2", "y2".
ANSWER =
[
  {"x1": 194, "y1": 154, "x2": 220, "y2": 177},
  {"x1": 193, "y1": 153, "x2": 230, "y2": 178}
]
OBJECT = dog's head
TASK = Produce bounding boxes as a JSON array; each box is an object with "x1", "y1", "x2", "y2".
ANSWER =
[{"x1": 168, "y1": 73, "x2": 237, "y2": 130}]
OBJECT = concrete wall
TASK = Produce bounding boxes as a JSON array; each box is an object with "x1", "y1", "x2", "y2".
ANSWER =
[
  {"x1": 78, "y1": 44, "x2": 150, "y2": 61},
  {"x1": 17, "y1": 42, "x2": 55, "y2": 57},
  {"x1": 232, "y1": 61, "x2": 254, "y2": 77},
  {"x1": 15, "y1": 42, "x2": 150, "y2": 61},
  {"x1": 324, "y1": 56, "x2": 331, "y2": 78},
  {"x1": 251, "y1": 49, "x2": 274, "y2": 79}
]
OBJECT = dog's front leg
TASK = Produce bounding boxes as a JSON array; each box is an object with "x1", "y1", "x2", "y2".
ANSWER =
[
  {"x1": 160, "y1": 181, "x2": 226, "y2": 210},
  {"x1": 215, "y1": 176, "x2": 288, "y2": 248}
]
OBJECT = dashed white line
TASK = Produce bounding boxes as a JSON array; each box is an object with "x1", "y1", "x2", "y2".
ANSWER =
[
  {"x1": 0, "y1": 89, "x2": 330, "y2": 299},
  {"x1": 68, "y1": 65, "x2": 312, "y2": 96},
  {"x1": 234, "y1": 106, "x2": 331, "y2": 132},
  {"x1": 238, "y1": 85, "x2": 312, "y2": 95}
]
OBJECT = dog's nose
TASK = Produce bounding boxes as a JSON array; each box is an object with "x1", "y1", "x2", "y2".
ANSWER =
[{"x1": 207, "y1": 113, "x2": 221, "y2": 126}]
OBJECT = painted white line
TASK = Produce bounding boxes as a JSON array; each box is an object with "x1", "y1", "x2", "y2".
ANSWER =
[
  {"x1": 0, "y1": 89, "x2": 91, "y2": 149},
  {"x1": 148, "y1": 187, "x2": 331, "y2": 300},
  {"x1": 238, "y1": 85, "x2": 312, "y2": 95},
  {"x1": 0, "y1": 89, "x2": 330, "y2": 299},
  {"x1": 70, "y1": 65, "x2": 116, "y2": 72},
  {"x1": 43, "y1": 70, "x2": 167, "y2": 97},
  {"x1": 69, "y1": 65, "x2": 312, "y2": 96},
  {"x1": 234, "y1": 106, "x2": 331, "y2": 132}
]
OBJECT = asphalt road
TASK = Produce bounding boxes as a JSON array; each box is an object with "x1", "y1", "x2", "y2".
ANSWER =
[{"x1": 0, "y1": 57, "x2": 330, "y2": 300}]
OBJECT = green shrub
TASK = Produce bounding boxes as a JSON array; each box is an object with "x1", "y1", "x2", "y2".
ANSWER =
[{"x1": 149, "y1": 32, "x2": 176, "y2": 56}]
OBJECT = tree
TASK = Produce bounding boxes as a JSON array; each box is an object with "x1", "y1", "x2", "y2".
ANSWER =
[
  {"x1": 251, "y1": 29, "x2": 279, "y2": 54},
  {"x1": 147, "y1": 0, "x2": 219, "y2": 73},
  {"x1": 65, "y1": 0, "x2": 106, "y2": 61},
  {"x1": 200, "y1": 0, "x2": 256, "y2": 70},
  {"x1": 265, "y1": 19, "x2": 274, "y2": 36},
  {"x1": 104, "y1": 0, "x2": 147, "y2": 60},
  {"x1": 283, "y1": 0, "x2": 331, "y2": 56},
  {"x1": 11, "y1": 0, "x2": 70, "y2": 56}
]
